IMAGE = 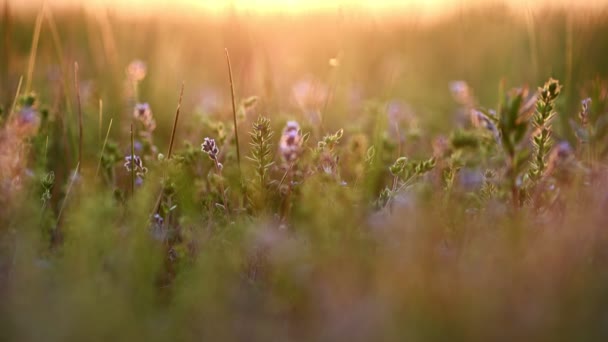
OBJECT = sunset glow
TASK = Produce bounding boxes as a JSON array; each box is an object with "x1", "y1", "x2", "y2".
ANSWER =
[{"x1": 14, "y1": 0, "x2": 608, "y2": 17}]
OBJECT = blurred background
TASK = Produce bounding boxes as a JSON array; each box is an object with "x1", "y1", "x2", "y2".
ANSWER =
[{"x1": 3, "y1": 0, "x2": 608, "y2": 147}]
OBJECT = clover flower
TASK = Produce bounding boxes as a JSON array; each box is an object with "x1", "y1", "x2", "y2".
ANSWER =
[
  {"x1": 126, "y1": 60, "x2": 147, "y2": 82},
  {"x1": 449, "y1": 80, "x2": 473, "y2": 106},
  {"x1": 470, "y1": 109, "x2": 499, "y2": 140},
  {"x1": 580, "y1": 98, "x2": 592, "y2": 126},
  {"x1": 124, "y1": 154, "x2": 148, "y2": 177},
  {"x1": 133, "y1": 103, "x2": 156, "y2": 132},
  {"x1": 279, "y1": 121, "x2": 302, "y2": 163},
  {"x1": 201, "y1": 137, "x2": 220, "y2": 161}
]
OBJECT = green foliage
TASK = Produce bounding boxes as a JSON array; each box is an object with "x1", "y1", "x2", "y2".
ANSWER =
[
  {"x1": 40, "y1": 171, "x2": 55, "y2": 207},
  {"x1": 247, "y1": 116, "x2": 275, "y2": 212},
  {"x1": 247, "y1": 116, "x2": 274, "y2": 185},
  {"x1": 496, "y1": 86, "x2": 533, "y2": 206},
  {"x1": 3, "y1": 7, "x2": 608, "y2": 342},
  {"x1": 529, "y1": 78, "x2": 562, "y2": 183}
]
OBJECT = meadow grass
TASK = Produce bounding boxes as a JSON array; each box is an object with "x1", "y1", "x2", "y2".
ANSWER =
[{"x1": 2, "y1": 3, "x2": 608, "y2": 341}]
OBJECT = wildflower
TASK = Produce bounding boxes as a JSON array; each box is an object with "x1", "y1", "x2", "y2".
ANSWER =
[
  {"x1": 124, "y1": 154, "x2": 148, "y2": 177},
  {"x1": 545, "y1": 141, "x2": 577, "y2": 183},
  {"x1": 126, "y1": 60, "x2": 147, "y2": 82},
  {"x1": 150, "y1": 213, "x2": 167, "y2": 241},
  {"x1": 470, "y1": 109, "x2": 499, "y2": 140},
  {"x1": 580, "y1": 98, "x2": 592, "y2": 126},
  {"x1": 133, "y1": 103, "x2": 156, "y2": 132},
  {"x1": 134, "y1": 141, "x2": 143, "y2": 153},
  {"x1": 201, "y1": 137, "x2": 228, "y2": 213},
  {"x1": 279, "y1": 121, "x2": 302, "y2": 163},
  {"x1": 18, "y1": 106, "x2": 39, "y2": 125},
  {"x1": 153, "y1": 213, "x2": 164, "y2": 227},
  {"x1": 449, "y1": 81, "x2": 473, "y2": 106},
  {"x1": 201, "y1": 137, "x2": 220, "y2": 161}
]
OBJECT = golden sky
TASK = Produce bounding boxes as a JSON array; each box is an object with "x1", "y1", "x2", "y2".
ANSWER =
[{"x1": 11, "y1": 0, "x2": 608, "y2": 16}]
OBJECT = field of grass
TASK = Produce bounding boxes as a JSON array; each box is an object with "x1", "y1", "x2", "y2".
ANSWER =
[{"x1": 2, "y1": 2, "x2": 608, "y2": 341}]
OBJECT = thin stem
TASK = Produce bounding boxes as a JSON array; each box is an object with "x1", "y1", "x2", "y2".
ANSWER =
[
  {"x1": 167, "y1": 82, "x2": 184, "y2": 159},
  {"x1": 225, "y1": 48, "x2": 241, "y2": 172},
  {"x1": 130, "y1": 123, "x2": 135, "y2": 195},
  {"x1": 9, "y1": 75, "x2": 23, "y2": 119},
  {"x1": 524, "y1": 6, "x2": 539, "y2": 83},
  {"x1": 278, "y1": 162, "x2": 294, "y2": 188},
  {"x1": 215, "y1": 159, "x2": 230, "y2": 215},
  {"x1": 321, "y1": 51, "x2": 342, "y2": 131},
  {"x1": 56, "y1": 162, "x2": 80, "y2": 226},
  {"x1": 95, "y1": 118, "x2": 113, "y2": 178},
  {"x1": 44, "y1": 5, "x2": 73, "y2": 117},
  {"x1": 25, "y1": 6, "x2": 44, "y2": 94},
  {"x1": 75, "y1": 62, "x2": 83, "y2": 169},
  {"x1": 151, "y1": 83, "x2": 185, "y2": 216},
  {"x1": 44, "y1": 135, "x2": 49, "y2": 164},
  {"x1": 1, "y1": 1, "x2": 10, "y2": 111},
  {"x1": 386, "y1": 174, "x2": 416, "y2": 210},
  {"x1": 280, "y1": 166, "x2": 294, "y2": 223},
  {"x1": 98, "y1": 99, "x2": 103, "y2": 144}
]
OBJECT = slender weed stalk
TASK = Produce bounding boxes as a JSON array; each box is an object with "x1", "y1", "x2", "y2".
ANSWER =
[
  {"x1": 524, "y1": 6, "x2": 539, "y2": 82},
  {"x1": 25, "y1": 5, "x2": 44, "y2": 94},
  {"x1": 321, "y1": 51, "x2": 343, "y2": 131},
  {"x1": 224, "y1": 48, "x2": 241, "y2": 173},
  {"x1": 56, "y1": 162, "x2": 80, "y2": 227},
  {"x1": 152, "y1": 83, "x2": 184, "y2": 216},
  {"x1": 9, "y1": 76, "x2": 23, "y2": 119},
  {"x1": 43, "y1": 5, "x2": 73, "y2": 116},
  {"x1": 95, "y1": 118, "x2": 113, "y2": 178},
  {"x1": 74, "y1": 62, "x2": 83, "y2": 169},
  {"x1": 98, "y1": 99, "x2": 103, "y2": 144},
  {"x1": 1, "y1": 1, "x2": 9, "y2": 110},
  {"x1": 130, "y1": 123, "x2": 135, "y2": 195},
  {"x1": 167, "y1": 82, "x2": 184, "y2": 158}
]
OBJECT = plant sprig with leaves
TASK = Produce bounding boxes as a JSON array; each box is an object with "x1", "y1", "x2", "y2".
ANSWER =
[
  {"x1": 529, "y1": 78, "x2": 562, "y2": 183},
  {"x1": 247, "y1": 116, "x2": 274, "y2": 211},
  {"x1": 497, "y1": 86, "x2": 533, "y2": 207},
  {"x1": 379, "y1": 155, "x2": 436, "y2": 209}
]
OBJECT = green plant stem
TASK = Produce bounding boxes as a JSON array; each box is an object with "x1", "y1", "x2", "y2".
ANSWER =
[
  {"x1": 25, "y1": 6, "x2": 44, "y2": 94},
  {"x1": 95, "y1": 118, "x2": 113, "y2": 178},
  {"x1": 215, "y1": 160, "x2": 230, "y2": 216},
  {"x1": 151, "y1": 83, "x2": 185, "y2": 216},
  {"x1": 167, "y1": 82, "x2": 184, "y2": 158},
  {"x1": 224, "y1": 48, "x2": 241, "y2": 173},
  {"x1": 130, "y1": 123, "x2": 135, "y2": 195},
  {"x1": 75, "y1": 62, "x2": 83, "y2": 170},
  {"x1": 8, "y1": 75, "x2": 23, "y2": 119},
  {"x1": 56, "y1": 162, "x2": 80, "y2": 227}
]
